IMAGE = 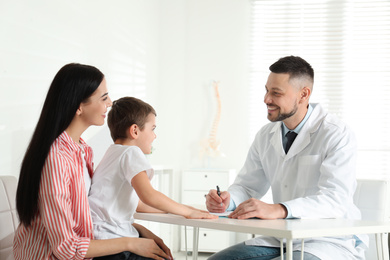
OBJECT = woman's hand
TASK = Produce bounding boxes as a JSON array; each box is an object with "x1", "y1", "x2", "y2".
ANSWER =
[
  {"x1": 133, "y1": 223, "x2": 173, "y2": 260},
  {"x1": 86, "y1": 236, "x2": 170, "y2": 260},
  {"x1": 128, "y1": 237, "x2": 171, "y2": 260}
]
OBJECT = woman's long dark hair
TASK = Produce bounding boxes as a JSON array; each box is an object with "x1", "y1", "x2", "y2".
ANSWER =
[{"x1": 16, "y1": 63, "x2": 104, "y2": 226}]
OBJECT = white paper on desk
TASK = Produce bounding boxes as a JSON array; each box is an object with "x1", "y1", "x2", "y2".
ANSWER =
[{"x1": 209, "y1": 211, "x2": 233, "y2": 217}]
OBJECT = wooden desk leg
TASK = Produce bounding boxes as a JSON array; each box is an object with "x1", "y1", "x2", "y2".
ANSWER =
[
  {"x1": 286, "y1": 238, "x2": 293, "y2": 260},
  {"x1": 192, "y1": 227, "x2": 199, "y2": 260}
]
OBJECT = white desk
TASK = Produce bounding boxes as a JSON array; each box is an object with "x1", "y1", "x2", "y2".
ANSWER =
[{"x1": 134, "y1": 212, "x2": 390, "y2": 260}]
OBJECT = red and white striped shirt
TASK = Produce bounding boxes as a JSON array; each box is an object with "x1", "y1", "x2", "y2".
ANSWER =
[{"x1": 13, "y1": 131, "x2": 95, "y2": 260}]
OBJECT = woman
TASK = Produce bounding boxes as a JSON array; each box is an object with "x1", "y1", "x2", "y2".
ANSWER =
[{"x1": 14, "y1": 63, "x2": 172, "y2": 260}]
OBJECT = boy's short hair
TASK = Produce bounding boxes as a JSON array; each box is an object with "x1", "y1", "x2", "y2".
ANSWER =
[{"x1": 108, "y1": 96, "x2": 156, "y2": 141}]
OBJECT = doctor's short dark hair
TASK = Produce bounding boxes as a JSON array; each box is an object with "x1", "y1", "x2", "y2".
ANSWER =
[
  {"x1": 270, "y1": 56, "x2": 314, "y2": 84},
  {"x1": 107, "y1": 96, "x2": 156, "y2": 141}
]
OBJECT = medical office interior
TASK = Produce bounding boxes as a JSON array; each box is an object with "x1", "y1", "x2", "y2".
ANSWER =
[{"x1": 1, "y1": 0, "x2": 390, "y2": 259}]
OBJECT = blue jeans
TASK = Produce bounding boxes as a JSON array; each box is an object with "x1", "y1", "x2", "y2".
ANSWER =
[
  {"x1": 94, "y1": 251, "x2": 154, "y2": 260},
  {"x1": 207, "y1": 242, "x2": 320, "y2": 260}
]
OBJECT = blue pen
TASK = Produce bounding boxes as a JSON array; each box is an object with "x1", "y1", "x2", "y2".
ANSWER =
[{"x1": 216, "y1": 185, "x2": 223, "y2": 206}]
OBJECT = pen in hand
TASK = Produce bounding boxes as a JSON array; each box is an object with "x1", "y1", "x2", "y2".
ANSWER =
[{"x1": 216, "y1": 185, "x2": 223, "y2": 207}]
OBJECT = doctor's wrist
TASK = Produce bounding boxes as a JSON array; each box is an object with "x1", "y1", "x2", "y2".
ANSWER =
[{"x1": 278, "y1": 203, "x2": 288, "y2": 219}]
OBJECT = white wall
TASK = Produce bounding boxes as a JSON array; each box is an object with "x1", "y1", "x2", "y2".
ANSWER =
[
  {"x1": 0, "y1": 0, "x2": 160, "y2": 176},
  {"x1": 1, "y1": 1, "x2": 252, "y2": 252},
  {"x1": 1, "y1": 0, "x2": 252, "y2": 180},
  {"x1": 150, "y1": 0, "x2": 251, "y2": 174}
]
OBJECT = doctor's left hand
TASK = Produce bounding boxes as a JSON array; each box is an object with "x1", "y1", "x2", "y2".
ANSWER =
[{"x1": 228, "y1": 198, "x2": 287, "y2": 220}]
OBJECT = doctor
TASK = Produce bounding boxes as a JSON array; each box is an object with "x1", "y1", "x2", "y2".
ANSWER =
[{"x1": 206, "y1": 56, "x2": 367, "y2": 260}]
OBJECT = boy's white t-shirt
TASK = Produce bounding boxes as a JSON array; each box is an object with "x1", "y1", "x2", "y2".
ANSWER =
[{"x1": 88, "y1": 144, "x2": 154, "y2": 239}]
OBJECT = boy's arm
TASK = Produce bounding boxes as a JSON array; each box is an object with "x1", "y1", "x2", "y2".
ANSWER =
[
  {"x1": 132, "y1": 171, "x2": 191, "y2": 217},
  {"x1": 137, "y1": 200, "x2": 165, "y2": 213},
  {"x1": 131, "y1": 171, "x2": 217, "y2": 219}
]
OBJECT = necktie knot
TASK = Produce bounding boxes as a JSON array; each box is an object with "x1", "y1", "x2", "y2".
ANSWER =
[{"x1": 285, "y1": 131, "x2": 297, "y2": 153}]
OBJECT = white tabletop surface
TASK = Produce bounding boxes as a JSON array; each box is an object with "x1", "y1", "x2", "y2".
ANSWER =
[{"x1": 134, "y1": 212, "x2": 390, "y2": 239}]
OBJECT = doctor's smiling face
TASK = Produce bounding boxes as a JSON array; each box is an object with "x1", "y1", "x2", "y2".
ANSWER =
[{"x1": 264, "y1": 72, "x2": 310, "y2": 129}]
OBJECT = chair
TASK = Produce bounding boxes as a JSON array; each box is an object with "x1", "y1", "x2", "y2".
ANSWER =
[
  {"x1": 0, "y1": 175, "x2": 18, "y2": 260},
  {"x1": 354, "y1": 179, "x2": 390, "y2": 260}
]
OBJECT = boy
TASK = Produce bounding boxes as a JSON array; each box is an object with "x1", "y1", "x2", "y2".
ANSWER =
[{"x1": 88, "y1": 97, "x2": 216, "y2": 255}]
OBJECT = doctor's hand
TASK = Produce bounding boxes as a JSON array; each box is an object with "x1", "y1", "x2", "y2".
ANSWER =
[
  {"x1": 228, "y1": 198, "x2": 287, "y2": 220},
  {"x1": 205, "y1": 189, "x2": 230, "y2": 213}
]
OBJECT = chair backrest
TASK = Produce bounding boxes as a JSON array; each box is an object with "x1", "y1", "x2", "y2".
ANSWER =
[
  {"x1": 353, "y1": 179, "x2": 390, "y2": 221},
  {"x1": 0, "y1": 175, "x2": 18, "y2": 260},
  {"x1": 353, "y1": 179, "x2": 390, "y2": 260}
]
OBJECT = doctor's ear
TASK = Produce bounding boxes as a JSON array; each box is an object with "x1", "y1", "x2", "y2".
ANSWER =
[
  {"x1": 299, "y1": 87, "x2": 311, "y2": 103},
  {"x1": 128, "y1": 124, "x2": 139, "y2": 139}
]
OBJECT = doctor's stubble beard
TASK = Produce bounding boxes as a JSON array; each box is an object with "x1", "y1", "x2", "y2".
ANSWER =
[{"x1": 267, "y1": 102, "x2": 298, "y2": 122}]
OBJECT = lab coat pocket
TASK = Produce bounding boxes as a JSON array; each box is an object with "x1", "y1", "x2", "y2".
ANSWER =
[{"x1": 298, "y1": 155, "x2": 321, "y2": 192}]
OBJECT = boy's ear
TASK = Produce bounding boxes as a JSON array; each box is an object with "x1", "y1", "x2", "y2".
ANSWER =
[{"x1": 129, "y1": 124, "x2": 139, "y2": 139}]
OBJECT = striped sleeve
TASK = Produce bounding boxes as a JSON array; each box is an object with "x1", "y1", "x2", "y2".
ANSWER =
[{"x1": 39, "y1": 149, "x2": 90, "y2": 259}]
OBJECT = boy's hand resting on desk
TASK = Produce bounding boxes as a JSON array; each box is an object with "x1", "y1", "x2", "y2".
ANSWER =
[
  {"x1": 205, "y1": 189, "x2": 230, "y2": 213},
  {"x1": 185, "y1": 204, "x2": 211, "y2": 214},
  {"x1": 185, "y1": 208, "x2": 218, "y2": 219},
  {"x1": 228, "y1": 198, "x2": 287, "y2": 220},
  {"x1": 183, "y1": 205, "x2": 218, "y2": 219}
]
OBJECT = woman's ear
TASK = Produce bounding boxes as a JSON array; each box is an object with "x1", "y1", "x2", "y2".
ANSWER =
[
  {"x1": 129, "y1": 124, "x2": 139, "y2": 139},
  {"x1": 76, "y1": 105, "x2": 83, "y2": 116}
]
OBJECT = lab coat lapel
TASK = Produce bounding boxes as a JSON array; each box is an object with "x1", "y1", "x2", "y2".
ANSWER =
[
  {"x1": 285, "y1": 104, "x2": 326, "y2": 159},
  {"x1": 285, "y1": 130, "x2": 311, "y2": 159},
  {"x1": 269, "y1": 122, "x2": 313, "y2": 159},
  {"x1": 269, "y1": 122, "x2": 285, "y2": 156}
]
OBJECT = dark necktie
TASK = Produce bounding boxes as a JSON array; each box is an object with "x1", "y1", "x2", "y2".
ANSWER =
[{"x1": 285, "y1": 131, "x2": 297, "y2": 153}]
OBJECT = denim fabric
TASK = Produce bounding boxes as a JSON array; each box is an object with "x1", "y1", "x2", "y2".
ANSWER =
[
  {"x1": 207, "y1": 242, "x2": 320, "y2": 260},
  {"x1": 94, "y1": 251, "x2": 154, "y2": 260},
  {"x1": 271, "y1": 252, "x2": 320, "y2": 260}
]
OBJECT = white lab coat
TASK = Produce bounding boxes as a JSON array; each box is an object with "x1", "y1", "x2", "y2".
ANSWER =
[{"x1": 228, "y1": 103, "x2": 368, "y2": 260}]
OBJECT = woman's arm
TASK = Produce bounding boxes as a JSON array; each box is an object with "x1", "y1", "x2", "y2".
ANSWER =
[
  {"x1": 39, "y1": 152, "x2": 92, "y2": 260},
  {"x1": 41, "y1": 152, "x2": 169, "y2": 260},
  {"x1": 133, "y1": 223, "x2": 173, "y2": 259},
  {"x1": 86, "y1": 237, "x2": 170, "y2": 260},
  {"x1": 131, "y1": 171, "x2": 217, "y2": 219}
]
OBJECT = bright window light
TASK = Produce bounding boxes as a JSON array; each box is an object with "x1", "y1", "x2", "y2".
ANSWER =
[{"x1": 249, "y1": 0, "x2": 390, "y2": 179}]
